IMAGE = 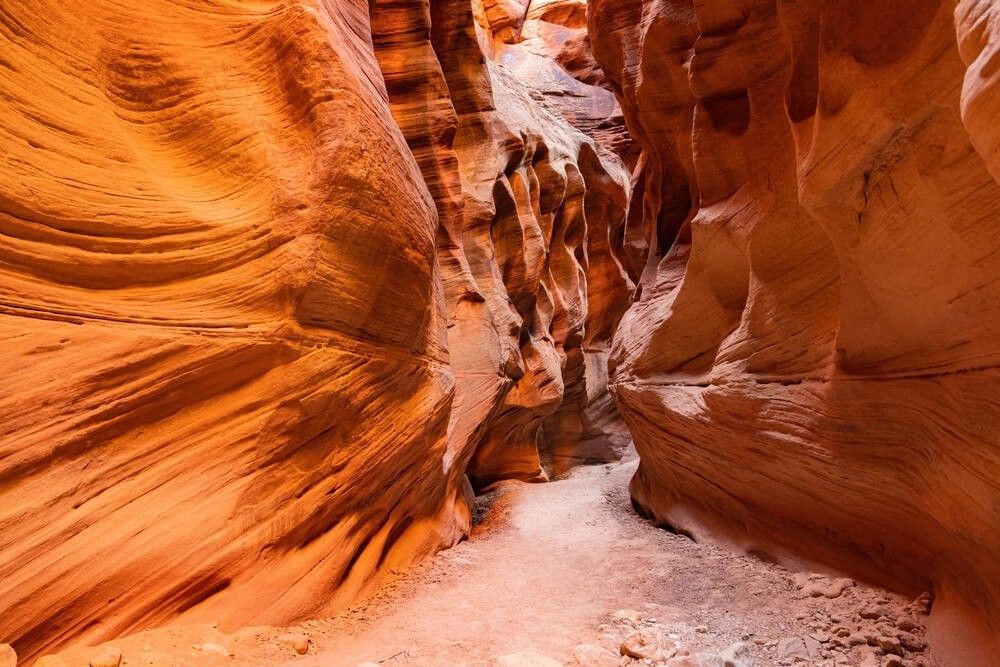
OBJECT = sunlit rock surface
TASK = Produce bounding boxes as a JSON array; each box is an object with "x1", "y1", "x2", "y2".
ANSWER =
[
  {"x1": 0, "y1": 0, "x2": 630, "y2": 659},
  {"x1": 588, "y1": 1, "x2": 1000, "y2": 663}
]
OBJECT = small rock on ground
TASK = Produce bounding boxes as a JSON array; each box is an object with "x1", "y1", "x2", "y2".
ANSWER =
[
  {"x1": 277, "y1": 633, "x2": 311, "y2": 655},
  {"x1": 88, "y1": 646, "x2": 122, "y2": 667},
  {"x1": 621, "y1": 628, "x2": 674, "y2": 660}
]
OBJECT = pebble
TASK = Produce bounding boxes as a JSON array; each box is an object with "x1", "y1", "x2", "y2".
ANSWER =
[
  {"x1": 802, "y1": 578, "x2": 854, "y2": 599},
  {"x1": 88, "y1": 647, "x2": 122, "y2": 667},
  {"x1": 0, "y1": 644, "x2": 15, "y2": 667},
  {"x1": 875, "y1": 636, "x2": 903, "y2": 656},
  {"x1": 277, "y1": 633, "x2": 311, "y2": 655},
  {"x1": 860, "y1": 606, "x2": 892, "y2": 620},
  {"x1": 621, "y1": 629, "x2": 674, "y2": 660},
  {"x1": 898, "y1": 633, "x2": 927, "y2": 653}
]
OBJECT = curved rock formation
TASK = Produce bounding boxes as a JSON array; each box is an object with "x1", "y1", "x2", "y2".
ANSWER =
[
  {"x1": 0, "y1": 0, "x2": 464, "y2": 659},
  {"x1": 0, "y1": 0, "x2": 631, "y2": 659},
  {"x1": 588, "y1": 0, "x2": 1000, "y2": 663}
]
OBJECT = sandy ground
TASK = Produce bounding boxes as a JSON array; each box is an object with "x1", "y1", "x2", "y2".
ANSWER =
[{"x1": 53, "y1": 458, "x2": 937, "y2": 667}]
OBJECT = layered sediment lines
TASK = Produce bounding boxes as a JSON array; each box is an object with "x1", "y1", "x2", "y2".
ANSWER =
[
  {"x1": 588, "y1": 0, "x2": 1000, "y2": 662},
  {"x1": 0, "y1": 0, "x2": 630, "y2": 659}
]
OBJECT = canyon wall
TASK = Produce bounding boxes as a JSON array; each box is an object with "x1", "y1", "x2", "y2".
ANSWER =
[
  {"x1": 588, "y1": 0, "x2": 1000, "y2": 662},
  {"x1": 0, "y1": 0, "x2": 629, "y2": 659}
]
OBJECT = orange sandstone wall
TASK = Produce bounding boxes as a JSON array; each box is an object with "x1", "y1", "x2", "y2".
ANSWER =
[
  {"x1": 588, "y1": 0, "x2": 1000, "y2": 662},
  {"x1": 0, "y1": 0, "x2": 631, "y2": 659},
  {"x1": 0, "y1": 0, "x2": 464, "y2": 658}
]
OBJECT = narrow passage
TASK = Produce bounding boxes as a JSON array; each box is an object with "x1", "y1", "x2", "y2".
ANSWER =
[{"x1": 64, "y1": 456, "x2": 935, "y2": 666}]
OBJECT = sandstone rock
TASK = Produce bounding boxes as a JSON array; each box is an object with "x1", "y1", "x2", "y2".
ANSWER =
[
  {"x1": 898, "y1": 633, "x2": 927, "y2": 653},
  {"x1": 775, "y1": 638, "x2": 809, "y2": 662},
  {"x1": 874, "y1": 636, "x2": 903, "y2": 656},
  {"x1": 88, "y1": 647, "x2": 122, "y2": 667},
  {"x1": 860, "y1": 607, "x2": 892, "y2": 621},
  {"x1": 496, "y1": 652, "x2": 563, "y2": 667},
  {"x1": 802, "y1": 579, "x2": 854, "y2": 600},
  {"x1": 570, "y1": 644, "x2": 619, "y2": 667},
  {"x1": 847, "y1": 634, "x2": 869, "y2": 647},
  {"x1": 620, "y1": 629, "x2": 673, "y2": 660},
  {"x1": 277, "y1": 634, "x2": 310, "y2": 655},
  {"x1": 611, "y1": 609, "x2": 642, "y2": 624},
  {"x1": 0, "y1": 644, "x2": 15, "y2": 667}
]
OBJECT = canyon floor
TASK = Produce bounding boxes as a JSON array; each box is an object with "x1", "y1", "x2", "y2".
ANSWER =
[{"x1": 56, "y1": 456, "x2": 937, "y2": 667}]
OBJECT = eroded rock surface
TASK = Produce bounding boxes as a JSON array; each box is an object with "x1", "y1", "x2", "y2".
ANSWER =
[
  {"x1": 0, "y1": 0, "x2": 630, "y2": 659},
  {"x1": 587, "y1": 1, "x2": 1000, "y2": 663}
]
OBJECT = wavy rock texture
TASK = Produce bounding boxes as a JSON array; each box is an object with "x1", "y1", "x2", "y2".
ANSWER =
[
  {"x1": 456, "y1": 0, "x2": 633, "y2": 484},
  {"x1": 588, "y1": 0, "x2": 1000, "y2": 663},
  {"x1": 0, "y1": 0, "x2": 630, "y2": 659},
  {"x1": 0, "y1": 1, "x2": 465, "y2": 659}
]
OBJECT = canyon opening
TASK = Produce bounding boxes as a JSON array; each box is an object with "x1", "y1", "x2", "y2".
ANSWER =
[{"x1": 0, "y1": 1, "x2": 998, "y2": 666}]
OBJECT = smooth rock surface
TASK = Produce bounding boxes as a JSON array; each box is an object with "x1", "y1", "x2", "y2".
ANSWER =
[{"x1": 587, "y1": 2, "x2": 1000, "y2": 664}]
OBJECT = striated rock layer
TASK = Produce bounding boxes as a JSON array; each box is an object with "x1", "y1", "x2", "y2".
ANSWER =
[
  {"x1": 588, "y1": 0, "x2": 1000, "y2": 663},
  {"x1": 0, "y1": 0, "x2": 630, "y2": 660}
]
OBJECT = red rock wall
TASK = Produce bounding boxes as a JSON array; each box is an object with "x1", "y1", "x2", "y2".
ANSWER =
[
  {"x1": 0, "y1": 0, "x2": 631, "y2": 659},
  {"x1": 588, "y1": 0, "x2": 1000, "y2": 662}
]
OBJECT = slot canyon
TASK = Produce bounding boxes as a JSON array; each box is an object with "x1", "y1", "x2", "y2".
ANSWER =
[{"x1": 0, "y1": 0, "x2": 997, "y2": 666}]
